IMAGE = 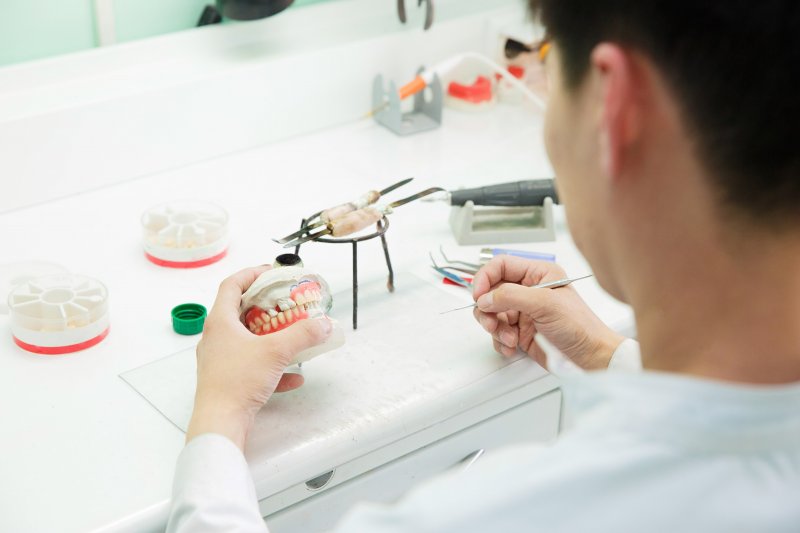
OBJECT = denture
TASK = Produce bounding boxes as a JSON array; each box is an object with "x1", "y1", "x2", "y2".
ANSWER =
[
  {"x1": 239, "y1": 264, "x2": 344, "y2": 364},
  {"x1": 243, "y1": 280, "x2": 325, "y2": 334},
  {"x1": 240, "y1": 267, "x2": 332, "y2": 335}
]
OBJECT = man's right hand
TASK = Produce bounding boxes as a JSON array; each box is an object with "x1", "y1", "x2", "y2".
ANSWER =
[{"x1": 472, "y1": 256, "x2": 624, "y2": 370}]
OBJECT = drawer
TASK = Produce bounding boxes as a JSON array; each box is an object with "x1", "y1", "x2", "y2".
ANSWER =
[{"x1": 262, "y1": 388, "x2": 561, "y2": 532}]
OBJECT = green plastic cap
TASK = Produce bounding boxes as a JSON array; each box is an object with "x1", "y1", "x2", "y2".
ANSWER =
[{"x1": 171, "y1": 303, "x2": 207, "y2": 335}]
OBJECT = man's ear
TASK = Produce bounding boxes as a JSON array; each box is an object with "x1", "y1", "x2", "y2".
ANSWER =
[{"x1": 591, "y1": 43, "x2": 642, "y2": 180}]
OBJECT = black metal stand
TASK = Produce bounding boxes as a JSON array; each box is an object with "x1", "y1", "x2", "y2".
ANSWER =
[{"x1": 294, "y1": 217, "x2": 394, "y2": 330}]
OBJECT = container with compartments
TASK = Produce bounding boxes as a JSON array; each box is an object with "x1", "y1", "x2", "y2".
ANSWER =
[
  {"x1": 141, "y1": 201, "x2": 229, "y2": 268},
  {"x1": 8, "y1": 274, "x2": 110, "y2": 355}
]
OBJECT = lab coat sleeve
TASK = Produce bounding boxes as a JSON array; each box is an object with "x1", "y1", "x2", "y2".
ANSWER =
[
  {"x1": 607, "y1": 338, "x2": 642, "y2": 371},
  {"x1": 167, "y1": 433, "x2": 269, "y2": 533}
]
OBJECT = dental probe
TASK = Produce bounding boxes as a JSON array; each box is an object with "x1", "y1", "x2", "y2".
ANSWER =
[{"x1": 439, "y1": 274, "x2": 593, "y2": 314}]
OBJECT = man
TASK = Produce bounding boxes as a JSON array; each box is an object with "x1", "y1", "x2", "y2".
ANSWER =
[{"x1": 168, "y1": 0, "x2": 800, "y2": 531}]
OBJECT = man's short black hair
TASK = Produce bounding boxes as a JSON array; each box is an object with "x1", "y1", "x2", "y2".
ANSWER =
[{"x1": 530, "y1": 0, "x2": 800, "y2": 229}]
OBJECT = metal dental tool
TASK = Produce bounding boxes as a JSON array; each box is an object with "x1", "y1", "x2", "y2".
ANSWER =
[
  {"x1": 273, "y1": 178, "x2": 414, "y2": 244},
  {"x1": 437, "y1": 245, "x2": 481, "y2": 273},
  {"x1": 429, "y1": 252, "x2": 473, "y2": 287},
  {"x1": 281, "y1": 187, "x2": 445, "y2": 248},
  {"x1": 439, "y1": 274, "x2": 593, "y2": 314}
]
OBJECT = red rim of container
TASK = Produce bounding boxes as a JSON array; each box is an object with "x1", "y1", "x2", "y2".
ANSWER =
[
  {"x1": 145, "y1": 249, "x2": 228, "y2": 268},
  {"x1": 13, "y1": 327, "x2": 110, "y2": 355}
]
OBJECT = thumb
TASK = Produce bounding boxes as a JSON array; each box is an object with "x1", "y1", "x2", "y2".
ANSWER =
[
  {"x1": 476, "y1": 283, "x2": 554, "y2": 320},
  {"x1": 264, "y1": 317, "x2": 333, "y2": 356}
]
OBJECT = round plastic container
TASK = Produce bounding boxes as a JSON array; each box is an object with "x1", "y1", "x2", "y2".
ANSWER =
[
  {"x1": 141, "y1": 201, "x2": 229, "y2": 268},
  {"x1": 8, "y1": 274, "x2": 110, "y2": 355},
  {"x1": 0, "y1": 261, "x2": 68, "y2": 314}
]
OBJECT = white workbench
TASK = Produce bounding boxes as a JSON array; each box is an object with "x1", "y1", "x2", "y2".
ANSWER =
[{"x1": 0, "y1": 3, "x2": 634, "y2": 531}]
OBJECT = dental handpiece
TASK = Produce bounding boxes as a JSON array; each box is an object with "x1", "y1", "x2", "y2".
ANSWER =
[{"x1": 447, "y1": 179, "x2": 559, "y2": 207}]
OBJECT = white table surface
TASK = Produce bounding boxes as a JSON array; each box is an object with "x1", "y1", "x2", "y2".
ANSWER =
[{"x1": 0, "y1": 102, "x2": 633, "y2": 532}]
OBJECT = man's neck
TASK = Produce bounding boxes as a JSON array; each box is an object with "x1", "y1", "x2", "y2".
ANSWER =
[{"x1": 633, "y1": 228, "x2": 800, "y2": 385}]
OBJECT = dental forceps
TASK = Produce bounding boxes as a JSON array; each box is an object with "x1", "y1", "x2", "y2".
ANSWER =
[{"x1": 439, "y1": 274, "x2": 593, "y2": 314}]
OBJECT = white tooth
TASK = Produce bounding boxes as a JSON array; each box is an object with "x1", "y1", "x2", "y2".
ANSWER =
[
  {"x1": 295, "y1": 293, "x2": 305, "y2": 305},
  {"x1": 278, "y1": 312, "x2": 286, "y2": 324},
  {"x1": 271, "y1": 317, "x2": 278, "y2": 329},
  {"x1": 263, "y1": 320, "x2": 271, "y2": 332},
  {"x1": 254, "y1": 316, "x2": 264, "y2": 326},
  {"x1": 278, "y1": 300, "x2": 290, "y2": 311},
  {"x1": 248, "y1": 322, "x2": 257, "y2": 332},
  {"x1": 288, "y1": 299, "x2": 297, "y2": 308},
  {"x1": 304, "y1": 290, "x2": 312, "y2": 302},
  {"x1": 314, "y1": 290, "x2": 322, "y2": 300},
  {"x1": 267, "y1": 308, "x2": 278, "y2": 318},
  {"x1": 288, "y1": 307, "x2": 296, "y2": 319}
]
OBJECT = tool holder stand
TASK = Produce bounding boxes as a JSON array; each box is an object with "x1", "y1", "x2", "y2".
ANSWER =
[
  {"x1": 372, "y1": 70, "x2": 443, "y2": 136},
  {"x1": 449, "y1": 197, "x2": 556, "y2": 245},
  {"x1": 294, "y1": 217, "x2": 394, "y2": 330}
]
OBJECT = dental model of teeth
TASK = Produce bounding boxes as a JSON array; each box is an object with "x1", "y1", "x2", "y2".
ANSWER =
[
  {"x1": 8, "y1": 274, "x2": 110, "y2": 354},
  {"x1": 141, "y1": 201, "x2": 229, "y2": 267},
  {"x1": 240, "y1": 266, "x2": 345, "y2": 364},
  {"x1": 244, "y1": 284, "x2": 325, "y2": 335}
]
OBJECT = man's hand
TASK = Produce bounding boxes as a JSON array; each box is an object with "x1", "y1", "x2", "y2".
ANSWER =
[
  {"x1": 186, "y1": 266, "x2": 333, "y2": 451},
  {"x1": 472, "y1": 256, "x2": 624, "y2": 370}
]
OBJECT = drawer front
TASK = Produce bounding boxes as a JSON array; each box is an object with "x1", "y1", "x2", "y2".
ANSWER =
[{"x1": 263, "y1": 389, "x2": 561, "y2": 532}]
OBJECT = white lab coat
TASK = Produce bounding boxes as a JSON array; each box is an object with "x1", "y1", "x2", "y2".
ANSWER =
[{"x1": 167, "y1": 340, "x2": 800, "y2": 532}]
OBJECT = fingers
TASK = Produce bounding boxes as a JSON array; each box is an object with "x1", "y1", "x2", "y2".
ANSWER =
[
  {"x1": 493, "y1": 337, "x2": 517, "y2": 357},
  {"x1": 274, "y1": 372, "x2": 305, "y2": 393},
  {"x1": 212, "y1": 265, "x2": 272, "y2": 318},
  {"x1": 474, "y1": 308, "x2": 520, "y2": 357},
  {"x1": 266, "y1": 317, "x2": 333, "y2": 355},
  {"x1": 473, "y1": 256, "x2": 565, "y2": 300},
  {"x1": 476, "y1": 282, "x2": 556, "y2": 320}
]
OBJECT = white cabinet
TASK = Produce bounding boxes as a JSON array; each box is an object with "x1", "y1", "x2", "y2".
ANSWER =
[{"x1": 262, "y1": 389, "x2": 561, "y2": 532}]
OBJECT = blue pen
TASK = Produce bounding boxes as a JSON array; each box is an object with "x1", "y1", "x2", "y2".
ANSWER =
[{"x1": 480, "y1": 247, "x2": 556, "y2": 263}]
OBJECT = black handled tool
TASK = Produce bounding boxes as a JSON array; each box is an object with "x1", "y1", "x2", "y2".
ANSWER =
[{"x1": 428, "y1": 179, "x2": 559, "y2": 207}]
